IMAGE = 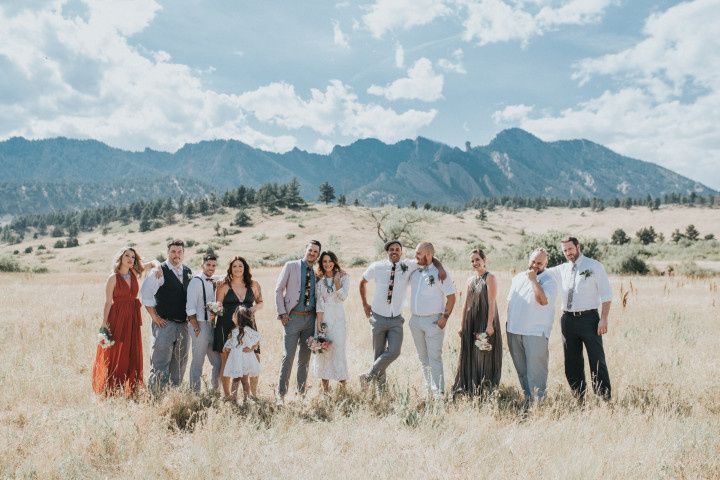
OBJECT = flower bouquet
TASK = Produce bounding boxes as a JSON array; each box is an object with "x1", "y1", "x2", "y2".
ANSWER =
[
  {"x1": 206, "y1": 301, "x2": 224, "y2": 326},
  {"x1": 474, "y1": 332, "x2": 492, "y2": 351},
  {"x1": 98, "y1": 326, "x2": 115, "y2": 349},
  {"x1": 307, "y1": 323, "x2": 332, "y2": 354}
]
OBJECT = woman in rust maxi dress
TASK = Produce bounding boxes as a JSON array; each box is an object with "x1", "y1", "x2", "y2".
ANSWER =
[{"x1": 92, "y1": 247, "x2": 147, "y2": 396}]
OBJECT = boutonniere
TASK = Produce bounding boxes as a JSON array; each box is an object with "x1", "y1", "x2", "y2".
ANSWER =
[
  {"x1": 579, "y1": 269, "x2": 593, "y2": 279},
  {"x1": 425, "y1": 274, "x2": 435, "y2": 286},
  {"x1": 399, "y1": 262, "x2": 408, "y2": 273}
]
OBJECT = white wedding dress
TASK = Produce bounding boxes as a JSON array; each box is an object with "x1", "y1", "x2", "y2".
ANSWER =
[{"x1": 311, "y1": 274, "x2": 349, "y2": 381}]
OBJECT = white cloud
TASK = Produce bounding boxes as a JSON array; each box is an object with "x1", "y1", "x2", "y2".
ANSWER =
[
  {"x1": 332, "y1": 20, "x2": 350, "y2": 48},
  {"x1": 368, "y1": 58, "x2": 444, "y2": 101},
  {"x1": 438, "y1": 48, "x2": 466, "y2": 74},
  {"x1": 510, "y1": 0, "x2": 720, "y2": 189},
  {"x1": 458, "y1": 0, "x2": 612, "y2": 46},
  {"x1": 0, "y1": 1, "x2": 439, "y2": 153},
  {"x1": 362, "y1": 0, "x2": 452, "y2": 38},
  {"x1": 0, "y1": 1, "x2": 296, "y2": 153},
  {"x1": 238, "y1": 80, "x2": 437, "y2": 142},
  {"x1": 312, "y1": 138, "x2": 336, "y2": 154},
  {"x1": 492, "y1": 103, "x2": 534, "y2": 124},
  {"x1": 394, "y1": 42, "x2": 405, "y2": 68}
]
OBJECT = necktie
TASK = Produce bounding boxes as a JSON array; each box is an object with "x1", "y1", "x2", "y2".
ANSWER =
[
  {"x1": 567, "y1": 263, "x2": 578, "y2": 310},
  {"x1": 303, "y1": 266, "x2": 312, "y2": 307},
  {"x1": 386, "y1": 262, "x2": 397, "y2": 304}
]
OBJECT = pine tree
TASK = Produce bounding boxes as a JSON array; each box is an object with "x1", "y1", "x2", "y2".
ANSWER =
[
  {"x1": 685, "y1": 224, "x2": 700, "y2": 241},
  {"x1": 337, "y1": 194, "x2": 347, "y2": 206},
  {"x1": 318, "y1": 182, "x2": 335, "y2": 204}
]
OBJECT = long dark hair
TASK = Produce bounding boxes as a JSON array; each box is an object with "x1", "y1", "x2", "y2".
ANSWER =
[
  {"x1": 225, "y1": 256, "x2": 252, "y2": 287},
  {"x1": 316, "y1": 251, "x2": 341, "y2": 278},
  {"x1": 231, "y1": 306, "x2": 256, "y2": 346}
]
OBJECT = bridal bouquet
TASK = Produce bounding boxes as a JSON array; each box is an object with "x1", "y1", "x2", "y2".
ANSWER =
[
  {"x1": 98, "y1": 326, "x2": 115, "y2": 349},
  {"x1": 474, "y1": 332, "x2": 492, "y2": 351},
  {"x1": 206, "y1": 301, "x2": 224, "y2": 326},
  {"x1": 307, "y1": 323, "x2": 332, "y2": 354}
]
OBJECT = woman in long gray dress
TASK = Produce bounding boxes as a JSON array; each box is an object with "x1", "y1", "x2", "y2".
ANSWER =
[{"x1": 453, "y1": 249, "x2": 502, "y2": 396}]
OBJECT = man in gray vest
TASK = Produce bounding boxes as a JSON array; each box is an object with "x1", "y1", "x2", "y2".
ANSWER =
[{"x1": 141, "y1": 239, "x2": 192, "y2": 394}]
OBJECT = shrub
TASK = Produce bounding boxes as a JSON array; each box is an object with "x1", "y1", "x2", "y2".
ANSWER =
[
  {"x1": 185, "y1": 239, "x2": 198, "y2": 247},
  {"x1": 611, "y1": 228, "x2": 630, "y2": 245},
  {"x1": 349, "y1": 256, "x2": 368, "y2": 267},
  {"x1": 37, "y1": 244, "x2": 46, "y2": 250},
  {"x1": 635, "y1": 226, "x2": 657, "y2": 245},
  {"x1": 286, "y1": 233, "x2": 296, "y2": 240},
  {"x1": 233, "y1": 210, "x2": 252, "y2": 227},
  {"x1": 617, "y1": 254, "x2": 649, "y2": 275},
  {"x1": 54, "y1": 240, "x2": 65, "y2": 249},
  {"x1": 65, "y1": 237, "x2": 79, "y2": 248},
  {"x1": 676, "y1": 261, "x2": 716, "y2": 278},
  {"x1": 252, "y1": 233, "x2": 268, "y2": 242},
  {"x1": 0, "y1": 256, "x2": 22, "y2": 272},
  {"x1": 24, "y1": 246, "x2": 33, "y2": 254}
]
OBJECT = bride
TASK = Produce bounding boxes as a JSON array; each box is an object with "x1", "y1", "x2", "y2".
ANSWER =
[{"x1": 311, "y1": 251, "x2": 349, "y2": 392}]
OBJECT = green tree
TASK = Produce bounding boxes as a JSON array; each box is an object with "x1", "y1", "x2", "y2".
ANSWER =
[
  {"x1": 285, "y1": 178, "x2": 305, "y2": 209},
  {"x1": 685, "y1": 224, "x2": 700, "y2": 241},
  {"x1": 233, "y1": 210, "x2": 252, "y2": 227},
  {"x1": 635, "y1": 226, "x2": 657, "y2": 245},
  {"x1": 318, "y1": 182, "x2": 335, "y2": 204},
  {"x1": 670, "y1": 229, "x2": 684, "y2": 243},
  {"x1": 337, "y1": 194, "x2": 347, "y2": 206},
  {"x1": 611, "y1": 228, "x2": 630, "y2": 245}
]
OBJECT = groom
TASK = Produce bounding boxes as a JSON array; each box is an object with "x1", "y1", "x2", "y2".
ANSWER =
[{"x1": 274, "y1": 239, "x2": 322, "y2": 403}]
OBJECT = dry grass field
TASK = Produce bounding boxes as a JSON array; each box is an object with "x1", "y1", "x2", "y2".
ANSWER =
[{"x1": 1, "y1": 205, "x2": 720, "y2": 478}]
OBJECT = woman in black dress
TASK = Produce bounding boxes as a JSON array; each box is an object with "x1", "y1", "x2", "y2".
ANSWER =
[
  {"x1": 453, "y1": 249, "x2": 502, "y2": 397},
  {"x1": 215, "y1": 256, "x2": 263, "y2": 398}
]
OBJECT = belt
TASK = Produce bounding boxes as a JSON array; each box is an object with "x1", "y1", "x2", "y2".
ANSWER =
[
  {"x1": 289, "y1": 310, "x2": 314, "y2": 316},
  {"x1": 564, "y1": 309, "x2": 597, "y2": 317}
]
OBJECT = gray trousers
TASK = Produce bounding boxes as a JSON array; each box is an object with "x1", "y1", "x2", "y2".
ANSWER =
[
  {"x1": 507, "y1": 331, "x2": 549, "y2": 401},
  {"x1": 368, "y1": 313, "x2": 404, "y2": 382},
  {"x1": 277, "y1": 313, "x2": 315, "y2": 397},
  {"x1": 409, "y1": 313, "x2": 445, "y2": 396},
  {"x1": 188, "y1": 321, "x2": 221, "y2": 392},
  {"x1": 149, "y1": 320, "x2": 190, "y2": 395}
]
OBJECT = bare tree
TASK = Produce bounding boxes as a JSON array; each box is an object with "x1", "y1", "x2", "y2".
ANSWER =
[{"x1": 368, "y1": 207, "x2": 428, "y2": 246}]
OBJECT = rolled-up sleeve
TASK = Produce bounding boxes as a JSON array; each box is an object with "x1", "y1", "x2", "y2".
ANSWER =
[
  {"x1": 441, "y1": 274, "x2": 456, "y2": 296},
  {"x1": 596, "y1": 262, "x2": 612, "y2": 303},
  {"x1": 362, "y1": 263, "x2": 375, "y2": 281},
  {"x1": 140, "y1": 269, "x2": 163, "y2": 307},
  {"x1": 185, "y1": 277, "x2": 200, "y2": 316}
]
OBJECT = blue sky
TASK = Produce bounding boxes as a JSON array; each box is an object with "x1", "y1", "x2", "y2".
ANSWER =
[{"x1": 1, "y1": 0, "x2": 718, "y2": 189}]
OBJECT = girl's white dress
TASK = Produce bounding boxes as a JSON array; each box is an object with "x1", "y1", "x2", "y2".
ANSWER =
[
  {"x1": 311, "y1": 274, "x2": 349, "y2": 381},
  {"x1": 223, "y1": 326, "x2": 261, "y2": 378}
]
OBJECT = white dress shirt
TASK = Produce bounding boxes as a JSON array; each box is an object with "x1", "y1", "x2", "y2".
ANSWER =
[
  {"x1": 186, "y1": 274, "x2": 217, "y2": 322},
  {"x1": 506, "y1": 270, "x2": 557, "y2": 338},
  {"x1": 140, "y1": 261, "x2": 191, "y2": 307},
  {"x1": 362, "y1": 258, "x2": 419, "y2": 317},
  {"x1": 548, "y1": 254, "x2": 612, "y2": 312},
  {"x1": 410, "y1": 264, "x2": 455, "y2": 316}
]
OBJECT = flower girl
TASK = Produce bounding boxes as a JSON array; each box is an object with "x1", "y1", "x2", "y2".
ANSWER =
[{"x1": 223, "y1": 306, "x2": 261, "y2": 401}]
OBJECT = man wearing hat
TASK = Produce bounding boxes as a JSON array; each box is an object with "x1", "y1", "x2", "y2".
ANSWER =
[{"x1": 359, "y1": 240, "x2": 446, "y2": 387}]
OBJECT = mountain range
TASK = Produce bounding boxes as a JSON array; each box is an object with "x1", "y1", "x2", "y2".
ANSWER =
[{"x1": 0, "y1": 128, "x2": 714, "y2": 215}]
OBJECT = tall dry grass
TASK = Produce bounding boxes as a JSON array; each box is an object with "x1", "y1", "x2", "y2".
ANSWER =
[{"x1": 1, "y1": 268, "x2": 719, "y2": 479}]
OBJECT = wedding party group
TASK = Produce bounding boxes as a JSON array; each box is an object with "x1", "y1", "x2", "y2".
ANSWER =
[{"x1": 91, "y1": 235, "x2": 613, "y2": 405}]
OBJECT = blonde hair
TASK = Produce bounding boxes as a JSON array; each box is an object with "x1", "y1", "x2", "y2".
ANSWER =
[{"x1": 112, "y1": 246, "x2": 143, "y2": 277}]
